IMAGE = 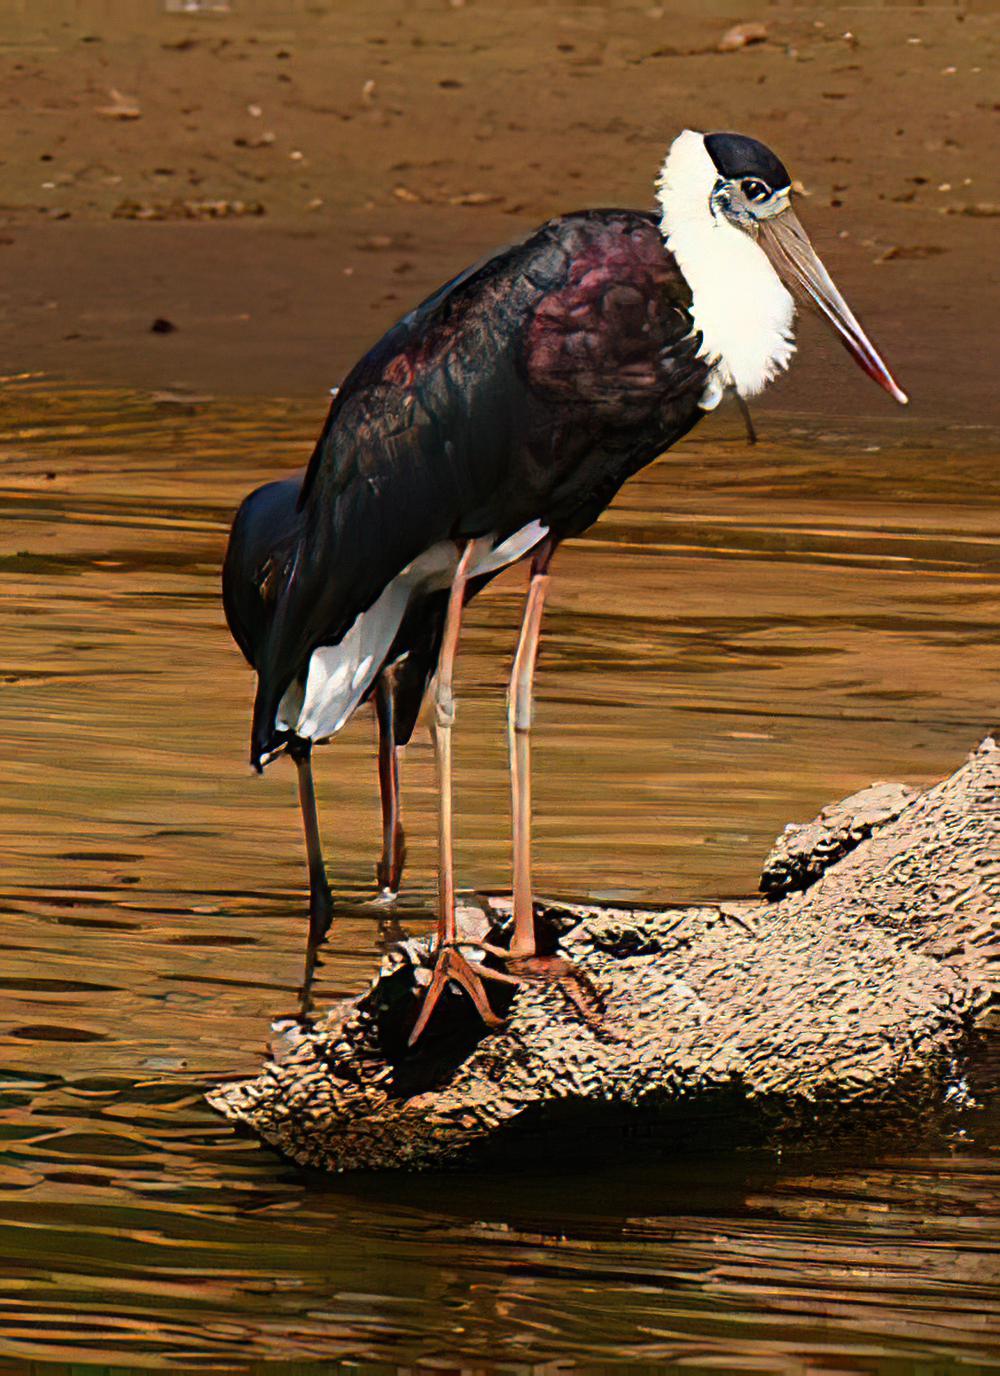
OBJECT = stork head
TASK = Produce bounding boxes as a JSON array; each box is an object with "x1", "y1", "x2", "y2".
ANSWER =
[{"x1": 659, "y1": 129, "x2": 908, "y2": 405}]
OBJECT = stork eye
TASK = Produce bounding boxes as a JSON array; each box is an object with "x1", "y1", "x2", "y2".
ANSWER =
[{"x1": 741, "y1": 178, "x2": 770, "y2": 203}]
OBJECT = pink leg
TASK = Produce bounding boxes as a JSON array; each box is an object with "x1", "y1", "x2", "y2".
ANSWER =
[
  {"x1": 508, "y1": 546, "x2": 552, "y2": 958},
  {"x1": 502, "y1": 548, "x2": 603, "y2": 1024},
  {"x1": 374, "y1": 669, "x2": 406, "y2": 898},
  {"x1": 432, "y1": 543, "x2": 472, "y2": 947},
  {"x1": 409, "y1": 544, "x2": 515, "y2": 1045}
]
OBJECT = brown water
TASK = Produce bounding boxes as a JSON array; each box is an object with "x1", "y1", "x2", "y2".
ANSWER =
[{"x1": 1, "y1": 376, "x2": 999, "y2": 1370}]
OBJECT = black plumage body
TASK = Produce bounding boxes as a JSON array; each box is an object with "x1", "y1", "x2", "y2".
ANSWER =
[
  {"x1": 223, "y1": 474, "x2": 451, "y2": 752},
  {"x1": 242, "y1": 207, "x2": 710, "y2": 769}
]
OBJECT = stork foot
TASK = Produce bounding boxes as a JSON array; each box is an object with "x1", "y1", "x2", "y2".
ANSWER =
[
  {"x1": 408, "y1": 944, "x2": 519, "y2": 1046},
  {"x1": 375, "y1": 836, "x2": 405, "y2": 903},
  {"x1": 508, "y1": 953, "x2": 606, "y2": 1030},
  {"x1": 407, "y1": 942, "x2": 604, "y2": 1046}
]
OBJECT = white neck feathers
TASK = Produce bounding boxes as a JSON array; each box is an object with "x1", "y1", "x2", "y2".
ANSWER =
[{"x1": 656, "y1": 129, "x2": 796, "y2": 405}]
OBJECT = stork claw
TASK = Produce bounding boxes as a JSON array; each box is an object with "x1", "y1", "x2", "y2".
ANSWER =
[
  {"x1": 509, "y1": 954, "x2": 606, "y2": 1030},
  {"x1": 408, "y1": 945, "x2": 512, "y2": 1046},
  {"x1": 454, "y1": 937, "x2": 516, "y2": 961},
  {"x1": 408, "y1": 941, "x2": 604, "y2": 1046}
]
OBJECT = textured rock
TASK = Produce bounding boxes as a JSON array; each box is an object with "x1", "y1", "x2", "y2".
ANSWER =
[
  {"x1": 208, "y1": 739, "x2": 1000, "y2": 1171},
  {"x1": 759, "y1": 780, "x2": 919, "y2": 898}
]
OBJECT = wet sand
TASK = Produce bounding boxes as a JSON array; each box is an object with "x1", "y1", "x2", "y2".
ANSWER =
[{"x1": 0, "y1": 0, "x2": 997, "y2": 425}]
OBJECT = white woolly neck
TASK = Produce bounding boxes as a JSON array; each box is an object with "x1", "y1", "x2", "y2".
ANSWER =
[{"x1": 656, "y1": 129, "x2": 796, "y2": 404}]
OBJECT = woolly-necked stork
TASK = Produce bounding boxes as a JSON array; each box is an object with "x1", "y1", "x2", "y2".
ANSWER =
[
  {"x1": 224, "y1": 470, "x2": 486, "y2": 940},
  {"x1": 223, "y1": 128, "x2": 906, "y2": 1039}
]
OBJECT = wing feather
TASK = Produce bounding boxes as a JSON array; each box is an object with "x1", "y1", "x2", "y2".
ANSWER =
[{"x1": 250, "y1": 210, "x2": 706, "y2": 766}]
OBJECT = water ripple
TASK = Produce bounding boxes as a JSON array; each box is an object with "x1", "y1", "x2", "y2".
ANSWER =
[{"x1": 0, "y1": 380, "x2": 997, "y2": 1368}]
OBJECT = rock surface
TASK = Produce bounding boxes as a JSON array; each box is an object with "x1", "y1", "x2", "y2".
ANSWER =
[
  {"x1": 208, "y1": 739, "x2": 999, "y2": 1171},
  {"x1": 759, "y1": 780, "x2": 919, "y2": 899}
]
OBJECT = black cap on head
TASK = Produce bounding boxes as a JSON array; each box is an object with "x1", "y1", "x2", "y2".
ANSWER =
[{"x1": 704, "y1": 132, "x2": 791, "y2": 191}]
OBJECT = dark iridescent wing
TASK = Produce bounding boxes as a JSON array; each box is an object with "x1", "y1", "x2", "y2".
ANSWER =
[
  {"x1": 250, "y1": 210, "x2": 704, "y2": 765},
  {"x1": 523, "y1": 212, "x2": 703, "y2": 423},
  {"x1": 249, "y1": 239, "x2": 543, "y2": 759}
]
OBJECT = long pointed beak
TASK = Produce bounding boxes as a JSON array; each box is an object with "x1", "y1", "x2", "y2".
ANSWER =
[{"x1": 758, "y1": 208, "x2": 908, "y2": 406}]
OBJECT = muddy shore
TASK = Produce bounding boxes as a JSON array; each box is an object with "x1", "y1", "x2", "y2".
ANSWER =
[{"x1": 0, "y1": 1, "x2": 996, "y2": 428}]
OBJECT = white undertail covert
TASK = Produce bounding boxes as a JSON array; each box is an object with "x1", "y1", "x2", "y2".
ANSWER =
[
  {"x1": 656, "y1": 129, "x2": 796, "y2": 407},
  {"x1": 276, "y1": 521, "x2": 548, "y2": 747}
]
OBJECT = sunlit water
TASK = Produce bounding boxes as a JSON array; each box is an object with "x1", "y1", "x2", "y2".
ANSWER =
[{"x1": 1, "y1": 377, "x2": 998, "y2": 1369}]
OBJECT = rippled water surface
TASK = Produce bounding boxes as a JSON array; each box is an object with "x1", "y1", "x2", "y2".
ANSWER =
[{"x1": 1, "y1": 378, "x2": 999, "y2": 1370}]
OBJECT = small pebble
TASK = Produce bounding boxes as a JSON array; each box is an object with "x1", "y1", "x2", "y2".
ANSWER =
[{"x1": 717, "y1": 21, "x2": 768, "y2": 52}]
